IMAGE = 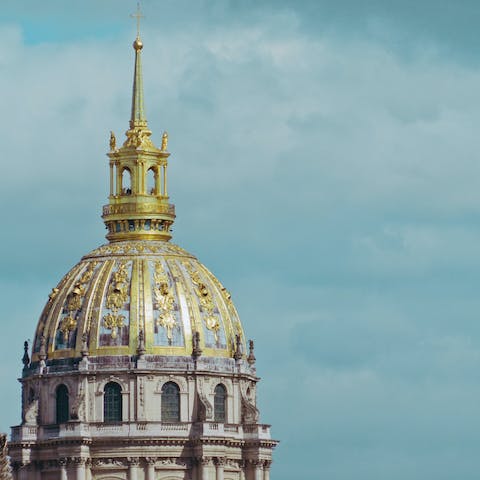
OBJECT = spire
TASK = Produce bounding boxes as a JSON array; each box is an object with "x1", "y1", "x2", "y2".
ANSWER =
[
  {"x1": 102, "y1": 6, "x2": 176, "y2": 243},
  {"x1": 130, "y1": 3, "x2": 146, "y2": 128}
]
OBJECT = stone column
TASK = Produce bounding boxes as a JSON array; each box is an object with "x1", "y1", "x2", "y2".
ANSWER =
[
  {"x1": 255, "y1": 461, "x2": 263, "y2": 480},
  {"x1": 17, "y1": 463, "x2": 29, "y2": 480},
  {"x1": 85, "y1": 459, "x2": 92, "y2": 480},
  {"x1": 59, "y1": 458, "x2": 68, "y2": 480},
  {"x1": 263, "y1": 461, "x2": 271, "y2": 480},
  {"x1": 146, "y1": 457, "x2": 156, "y2": 480},
  {"x1": 73, "y1": 457, "x2": 86, "y2": 480},
  {"x1": 248, "y1": 460, "x2": 262, "y2": 480},
  {"x1": 215, "y1": 457, "x2": 225, "y2": 480},
  {"x1": 128, "y1": 457, "x2": 140, "y2": 480},
  {"x1": 237, "y1": 460, "x2": 246, "y2": 480},
  {"x1": 199, "y1": 457, "x2": 212, "y2": 480}
]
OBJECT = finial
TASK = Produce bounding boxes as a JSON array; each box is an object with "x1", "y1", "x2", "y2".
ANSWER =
[
  {"x1": 48, "y1": 287, "x2": 59, "y2": 302},
  {"x1": 130, "y1": 2, "x2": 144, "y2": 41},
  {"x1": 129, "y1": 2, "x2": 147, "y2": 129},
  {"x1": 161, "y1": 131, "x2": 168, "y2": 151},
  {"x1": 80, "y1": 332, "x2": 89, "y2": 358},
  {"x1": 22, "y1": 341, "x2": 30, "y2": 368},
  {"x1": 38, "y1": 335, "x2": 47, "y2": 361},
  {"x1": 192, "y1": 331, "x2": 202, "y2": 359},
  {"x1": 137, "y1": 329, "x2": 146, "y2": 357},
  {"x1": 247, "y1": 339, "x2": 256, "y2": 365},
  {"x1": 233, "y1": 334, "x2": 243, "y2": 361},
  {"x1": 109, "y1": 131, "x2": 116, "y2": 152}
]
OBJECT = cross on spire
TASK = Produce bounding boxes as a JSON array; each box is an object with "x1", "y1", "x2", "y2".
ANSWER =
[{"x1": 130, "y1": 2, "x2": 144, "y2": 38}]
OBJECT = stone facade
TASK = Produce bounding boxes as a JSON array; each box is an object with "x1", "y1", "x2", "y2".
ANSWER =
[{"x1": 9, "y1": 354, "x2": 276, "y2": 479}]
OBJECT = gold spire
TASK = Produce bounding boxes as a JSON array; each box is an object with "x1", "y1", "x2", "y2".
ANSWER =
[
  {"x1": 130, "y1": 3, "x2": 146, "y2": 128},
  {"x1": 102, "y1": 9, "x2": 175, "y2": 243}
]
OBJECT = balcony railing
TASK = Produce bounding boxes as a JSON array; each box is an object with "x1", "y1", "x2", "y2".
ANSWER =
[{"x1": 10, "y1": 421, "x2": 271, "y2": 442}]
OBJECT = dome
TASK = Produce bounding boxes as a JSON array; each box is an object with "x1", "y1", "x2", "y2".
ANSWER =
[{"x1": 32, "y1": 240, "x2": 245, "y2": 362}]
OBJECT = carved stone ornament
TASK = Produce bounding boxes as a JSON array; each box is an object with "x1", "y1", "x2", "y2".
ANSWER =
[
  {"x1": 70, "y1": 392, "x2": 85, "y2": 421},
  {"x1": 38, "y1": 335, "x2": 47, "y2": 361},
  {"x1": 247, "y1": 339, "x2": 256, "y2": 365},
  {"x1": 196, "y1": 377, "x2": 213, "y2": 421},
  {"x1": 233, "y1": 334, "x2": 243, "y2": 361},
  {"x1": 80, "y1": 332, "x2": 89, "y2": 357},
  {"x1": 240, "y1": 381, "x2": 259, "y2": 423},
  {"x1": 192, "y1": 330, "x2": 202, "y2": 358},
  {"x1": 93, "y1": 458, "x2": 125, "y2": 467},
  {"x1": 128, "y1": 457, "x2": 140, "y2": 466},
  {"x1": 24, "y1": 399, "x2": 38, "y2": 426}
]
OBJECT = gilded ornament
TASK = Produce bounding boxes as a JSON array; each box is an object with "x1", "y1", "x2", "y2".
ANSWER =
[
  {"x1": 185, "y1": 263, "x2": 220, "y2": 341},
  {"x1": 102, "y1": 261, "x2": 130, "y2": 339},
  {"x1": 109, "y1": 131, "x2": 116, "y2": 151},
  {"x1": 123, "y1": 128, "x2": 155, "y2": 149},
  {"x1": 153, "y1": 263, "x2": 176, "y2": 342},
  {"x1": 103, "y1": 313, "x2": 125, "y2": 339},
  {"x1": 66, "y1": 283, "x2": 84, "y2": 311},
  {"x1": 48, "y1": 287, "x2": 59, "y2": 302},
  {"x1": 161, "y1": 131, "x2": 168, "y2": 151},
  {"x1": 56, "y1": 263, "x2": 97, "y2": 345},
  {"x1": 59, "y1": 316, "x2": 77, "y2": 342}
]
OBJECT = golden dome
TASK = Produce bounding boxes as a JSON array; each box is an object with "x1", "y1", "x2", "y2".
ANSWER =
[
  {"x1": 30, "y1": 34, "x2": 248, "y2": 364},
  {"x1": 32, "y1": 240, "x2": 245, "y2": 362}
]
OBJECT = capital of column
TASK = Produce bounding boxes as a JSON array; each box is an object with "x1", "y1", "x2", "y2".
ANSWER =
[
  {"x1": 197, "y1": 456, "x2": 213, "y2": 466},
  {"x1": 215, "y1": 457, "x2": 226, "y2": 467},
  {"x1": 128, "y1": 457, "x2": 140, "y2": 466},
  {"x1": 145, "y1": 457, "x2": 157, "y2": 465}
]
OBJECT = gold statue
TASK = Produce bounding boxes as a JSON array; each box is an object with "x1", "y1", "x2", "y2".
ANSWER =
[
  {"x1": 110, "y1": 131, "x2": 116, "y2": 151},
  {"x1": 161, "y1": 131, "x2": 168, "y2": 151}
]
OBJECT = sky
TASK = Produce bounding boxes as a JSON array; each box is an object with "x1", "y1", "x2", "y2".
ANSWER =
[{"x1": 1, "y1": 1, "x2": 480, "y2": 478}]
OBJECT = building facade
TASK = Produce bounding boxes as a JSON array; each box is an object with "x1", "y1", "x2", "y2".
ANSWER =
[{"x1": 8, "y1": 27, "x2": 277, "y2": 480}]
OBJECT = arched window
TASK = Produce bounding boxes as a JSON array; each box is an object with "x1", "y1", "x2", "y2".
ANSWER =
[
  {"x1": 214, "y1": 384, "x2": 227, "y2": 422},
  {"x1": 104, "y1": 382, "x2": 122, "y2": 423},
  {"x1": 56, "y1": 384, "x2": 69, "y2": 424},
  {"x1": 121, "y1": 168, "x2": 132, "y2": 195},
  {"x1": 161, "y1": 382, "x2": 180, "y2": 422},
  {"x1": 147, "y1": 168, "x2": 156, "y2": 195}
]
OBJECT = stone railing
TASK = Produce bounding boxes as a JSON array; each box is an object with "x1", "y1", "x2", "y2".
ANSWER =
[
  {"x1": 10, "y1": 421, "x2": 272, "y2": 443},
  {"x1": 25, "y1": 355, "x2": 256, "y2": 377}
]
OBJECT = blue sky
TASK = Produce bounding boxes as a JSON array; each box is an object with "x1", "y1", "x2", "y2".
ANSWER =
[{"x1": 2, "y1": 1, "x2": 480, "y2": 479}]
